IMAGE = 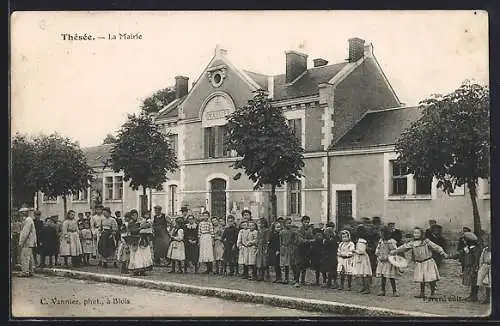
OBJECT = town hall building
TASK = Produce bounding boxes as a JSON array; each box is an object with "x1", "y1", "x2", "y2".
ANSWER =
[{"x1": 37, "y1": 38, "x2": 491, "y2": 233}]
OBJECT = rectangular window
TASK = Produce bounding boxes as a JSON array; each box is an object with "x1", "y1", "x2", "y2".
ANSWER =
[
  {"x1": 169, "y1": 185, "x2": 178, "y2": 215},
  {"x1": 204, "y1": 126, "x2": 229, "y2": 158},
  {"x1": 415, "y1": 175, "x2": 432, "y2": 195},
  {"x1": 288, "y1": 118, "x2": 302, "y2": 143},
  {"x1": 78, "y1": 188, "x2": 88, "y2": 201},
  {"x1": 167, "y1": 134, "x2": 178, "y2": 157},
  {"x1": 43, "y1": 194, "x2": 57, "y2": 202},
  {"x1": 105, "y1": 176, "x2": 113, "y2": 200},
  {"x1": 391, "y1": 160, "x2": 408, "y2": 195},
  {"x1": 288, "y1": 180, "x2": 301, "y2": 215},
  {"x1": 114, "y1": 176, "x2": 123, "y2": 200}
]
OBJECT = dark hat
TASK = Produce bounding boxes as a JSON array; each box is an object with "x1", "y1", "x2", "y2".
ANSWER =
[
  {"x1": 241, "y1": 209, "x2": 252, "y2": 216},
  {"x1": 153, "y1": 205, "x2": 162, "y2": 209},
  {"x1": 387, "y1": 222, "x2": 396, "y2": 226},
  {"x1": 95, "y1": 204, "x2": 104, "y2": 209},
  {"x1": 464, "y1": 232, "x2": 478, "y2": 243},
  {"x1": 103, "y1": 207, "x2": 111, "y2": 213},
  {"x1": 180, "y1": 206, "x2": 188, "y2": 212}
]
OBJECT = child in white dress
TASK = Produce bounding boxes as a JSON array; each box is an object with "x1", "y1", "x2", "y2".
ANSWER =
[
  {"x1": 353, "y1": 226, "x2": 373, "y2": 294},
  {"x1": 337, "y1": 230, "x2": 355, "y2": 291},
  {"x1": 375, "y1": 227, "x2": 399, "y2": 296}
]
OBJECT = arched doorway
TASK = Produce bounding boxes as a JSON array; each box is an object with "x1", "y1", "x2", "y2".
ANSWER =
[{"x1": 210, "y1": 178, "x2": 227, "y2": 219}]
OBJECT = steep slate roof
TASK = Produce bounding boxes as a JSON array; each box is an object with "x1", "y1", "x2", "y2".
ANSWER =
[
  {"x1": 332, "y1": 106, "x2": 424, "y2": 150},
  {"x1": 243, "y1": 70, "x2": 268, "y2": 90},
  {"x1": 83, "y1": 144, "x2": 113, "y2": 168},
  {"x1": 156, "y1": 96, "x2": 186, "y2": 120},
  {"x1": 271, "y1": 62, "x2": 348, "y2": 101}
]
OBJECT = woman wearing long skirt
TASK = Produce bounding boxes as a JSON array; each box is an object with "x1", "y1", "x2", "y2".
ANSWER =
[
  {"x1": 198, "y1": 211, "x2": 214, "y2": 274},
  {"x1": 167, "y1": 217, "x2": 186, "y2": 273},
  {"x1": 128, "y1": 209, "x2": 154, "y2": 276},
  {"x1": 97, "y1": 207, "x2": 118, "y2": 268},
  {"x1": 59, "y1": 210, "x2": 83, "y2": 267},
  {"x1": 40, "y1": 216, "x2": 59, "y2": 267},
  {"x1": 212, "y1": 217, "x2": 225, "y2": 275}
]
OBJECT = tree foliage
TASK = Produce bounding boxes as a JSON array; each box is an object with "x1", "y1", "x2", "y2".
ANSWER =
[
  {"x1": 395, "y1": 81, "x2": 490, "y2": 234},
  {"x1": 102, "y1": 133, "x2": 117, "y2": 144},
  {"x1": 11, "y1": 133, "x2": 38, "y2": 208},
  {"x1": 111, "y1": 113, "x2": 179, "y2": 197},
  {"x1": 32, "y1": 133, "x2": 95, "y2": 214},
  {"x1": 225, "y1": 89, "x2": 305, "y2": 219},
  {"x1": 140, "y1": 87, "x2": 177, "y2": 115}
]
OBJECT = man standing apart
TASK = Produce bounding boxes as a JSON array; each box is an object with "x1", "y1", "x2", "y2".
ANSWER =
[
  {"x1": 152, "y1": 205, "x2": 171, "y2": 266},
  {"x1": 33, "y1": 210, "x2": 44, "y2": 267},
  {"x1": 18, "y1": 207, "x2": 37, "y2": 277},
  {"x1": 91, "y1": 205, "x2": 105, "y2": 266}
]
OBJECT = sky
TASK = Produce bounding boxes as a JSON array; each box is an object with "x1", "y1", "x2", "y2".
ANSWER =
[{"x1": 11, "y1": 11, "x2": 489, "y2": 148}]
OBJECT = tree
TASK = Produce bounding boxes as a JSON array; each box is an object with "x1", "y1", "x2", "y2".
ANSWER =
[
  {"x1": 225, "y1": 89, "x2": 305, "y2": 221},
  {"x1": 140, "y1": 87, "x2": 176, "y2": 115},
  {"x1": 102, "y1": 133, "x2": 117, "y2": 144},
  {"x1": 32, "y1": 133, "x2": 95, "y2": 216},
  {"x1": 395, "y1": 81, "x2": 490, "y2": 235},
  {"x1": 11, "y1": 133, "x2": 38, "y2": 209},
  {"x1": 111, "y1": 113, "x2": 179, "y2": 213}
]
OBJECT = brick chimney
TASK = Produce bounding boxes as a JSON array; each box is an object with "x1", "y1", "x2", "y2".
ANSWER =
[
  {"x1": 175, "y1": 76, "x2": 189, "y2": 99},
  {"x1": 348, "y1": 37, "x2": 365, "y2": 62},
  {"x1": 313, "y1": 58, "x2": 328, "y2": 67},
  {"x1": 285, "y1": 50, "x2": 308, "y2": 83}
]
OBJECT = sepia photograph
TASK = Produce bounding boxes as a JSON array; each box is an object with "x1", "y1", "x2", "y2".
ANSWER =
[{"x1": 10, "y1": 10, "x2": 490, "y2": 318}]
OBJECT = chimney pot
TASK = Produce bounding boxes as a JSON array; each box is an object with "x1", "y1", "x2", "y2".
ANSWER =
[
  {"x1": 313, "y1": 58, "x2": 329, "y2": 67},
  {"x1": 285, "y1": 50, "x2": 308, "y2": 83},
  {"x1": 175, "y1": 76, "x2": 189, "y2": 99},
  {"x1": 348, "y1": 37, "x2": 365, "y2": 62}
]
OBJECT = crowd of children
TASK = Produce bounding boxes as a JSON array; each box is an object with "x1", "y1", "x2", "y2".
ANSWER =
[{"x1": 19, "y1": 206, "x2": 491, "y2": 304}]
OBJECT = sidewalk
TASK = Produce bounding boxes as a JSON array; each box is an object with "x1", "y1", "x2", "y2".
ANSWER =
[{"x1": 32, "y1": 259, "x2": 490, "y2": 317}]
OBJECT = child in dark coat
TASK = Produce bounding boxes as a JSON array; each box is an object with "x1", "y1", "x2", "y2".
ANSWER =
[
  {"x1": 322, "y1": 224, "x2": 339, "y2": 289},
  {"x1": 310, "y1": 228, "x2": 327, "y2": 286},
  {"x1": 222, "y1": 215, "x2": 238, "y2": 276},
  {"x1": 268, "y1": 221, "x2": 282, "y2": 282}
]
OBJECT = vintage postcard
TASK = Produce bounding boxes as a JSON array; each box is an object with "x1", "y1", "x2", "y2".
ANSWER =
[{"x1": 10, "y1": 10, "x2": 490, "y2": 318}]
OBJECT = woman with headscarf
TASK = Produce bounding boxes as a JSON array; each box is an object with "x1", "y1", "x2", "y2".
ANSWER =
[{"x1": 59, "y1": 210, "x2": 83, "y2": 267}]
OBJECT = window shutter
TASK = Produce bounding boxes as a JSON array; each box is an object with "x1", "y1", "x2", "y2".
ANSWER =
[
  {"x1": 296, "y1": 119, "x2": 302, "y2": 145},
  {"x1": 204, "y1": 128, "x2": 210, "y2": 158},
  {"x1": 216, "y1": 126, "x2": 224, "y2": 157}
]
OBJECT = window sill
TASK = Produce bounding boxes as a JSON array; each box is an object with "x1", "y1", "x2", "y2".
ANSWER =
[
  {"x1": 104, "y1": 199, "x2": 123, "y2": 203},
  {"x1": 387, "y1": 195, "x2": 432, "y2": 201},
  {"x1": 42, "y1": 201, "x2": 58, "y2": 204},
  {"x1": 72, "y1": 200, "x2": 89, "y2": 203},
  {"x1": 480, "y1": 195, "x2": 490, "y2": 200}
]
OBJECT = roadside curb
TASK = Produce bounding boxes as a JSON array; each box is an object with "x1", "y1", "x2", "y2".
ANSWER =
[{"x1": 36, "y1": 268, "x2": 441, "y2": 317}]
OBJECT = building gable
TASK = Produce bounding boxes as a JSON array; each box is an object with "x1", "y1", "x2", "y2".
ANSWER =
[{"x1": 179, "y1": 47, "x2": 261, "y2": 121}]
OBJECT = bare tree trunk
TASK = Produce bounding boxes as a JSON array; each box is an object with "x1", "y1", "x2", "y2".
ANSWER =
[
  {"x1": 468, "y1": 182, "x2": 482, "y2": 235},
  {"x1": 271, "y1": 184, "x2": 277, "y2": 223},
  {"x1": 141, "y1": 186, "x2": 147, "y2": 215},
  {"x1": 63, "y1": 195, "x2": 67, "y2": 217}
]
